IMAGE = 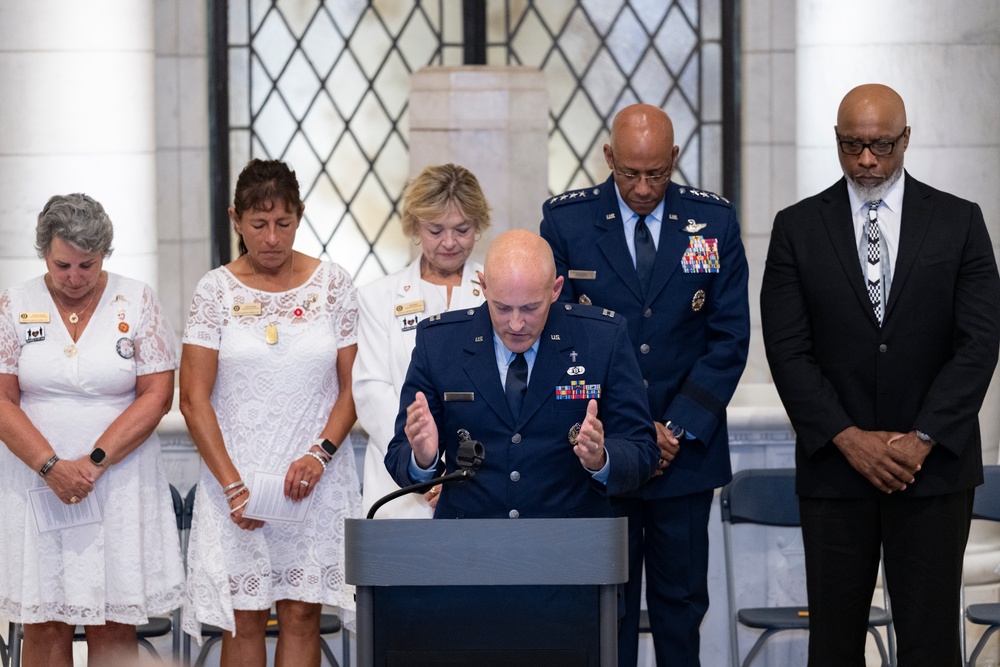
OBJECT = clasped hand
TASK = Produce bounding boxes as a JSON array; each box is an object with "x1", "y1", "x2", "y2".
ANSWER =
[{"x1": 833, "y1": 427, "x2": 932, "y2": 494}]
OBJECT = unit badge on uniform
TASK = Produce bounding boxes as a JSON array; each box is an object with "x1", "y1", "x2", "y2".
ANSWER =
[
  {"x1": 692, "y1": 289, "x2": 706, "y2": 312},
  {"x1": 683, "y1": 219, "x2": 707, "y2": 233},
  {"x1": 681, "y1": 236, "x2": 720, "y2": 273},
  {"x1": 568, "y1": 422, "x2": 582, "y2": 445}
]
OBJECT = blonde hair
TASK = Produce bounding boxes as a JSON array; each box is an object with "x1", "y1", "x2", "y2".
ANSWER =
[{"x1": 400, "y1": 163, "x2": 492, "y2": 238}]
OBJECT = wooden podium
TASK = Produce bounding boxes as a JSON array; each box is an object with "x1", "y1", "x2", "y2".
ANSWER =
[{"x1": 345, "y1": 517, "x2": 627, "y2": 667}]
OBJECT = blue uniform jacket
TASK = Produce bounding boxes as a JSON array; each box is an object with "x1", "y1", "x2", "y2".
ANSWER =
[
  {"x1": 540, "y1": 175, "x2": 750, "y2": 498},
  {"x1": 385, "y1": 302, "x2": 659, "y2": 519}
]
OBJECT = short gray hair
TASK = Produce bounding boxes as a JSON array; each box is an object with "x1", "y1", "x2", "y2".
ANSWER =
[{"x1": 35, "y1": 193, "x2": 115, "y2": 258}]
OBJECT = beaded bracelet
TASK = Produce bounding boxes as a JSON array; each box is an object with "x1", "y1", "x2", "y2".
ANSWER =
[
  {"x1": 305, "y1": 451, "x2": 327, "y2": 472},
  {"x1": 222, "y1": 479, "x2": 245, "y2": 493}
]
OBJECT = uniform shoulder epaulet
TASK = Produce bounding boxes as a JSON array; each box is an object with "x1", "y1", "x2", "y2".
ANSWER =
[
  {"x1": 678, "y1": 186, "x2": 732, "y2": 207},
  {"x1": 424, "y1": 308, "x2": 477, "y2": 328},
  {"x1": 559, "y1": 302, "x2": 618, "y2": 323},
  {"x1": 545, "y1": 186, "x2": 603, "y2": 209}
]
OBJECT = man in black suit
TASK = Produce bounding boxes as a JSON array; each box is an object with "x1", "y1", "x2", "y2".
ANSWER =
[{"x1": 761, "y1": 83, "x2": 1000, "y2": 666}]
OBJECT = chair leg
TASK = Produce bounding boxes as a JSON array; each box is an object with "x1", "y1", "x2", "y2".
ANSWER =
[
  {"x1": 320, "y1": 635, "x2": 339, "y2": 667},
  {"x1": 741, "y1": 628, "x2": 782, "y2": 667},
  {"x1": 192, "y1": 635, "x2": 222, "y2": 667},
  {"x1": 866, "y1": 627, "x2": 889, "y2": 667},
  {"x1": 342, "y1": 628, "x2": 351, "y2": 667},
  {"x1": 138, "y1": 637, "x2": 164, "y2": 663},
  {"x1": 968, "y1": 625, "x2": 1000, "y2": 667},
  {"x1": 8, "y1": 624, "x2": 20, "y2": 667}
]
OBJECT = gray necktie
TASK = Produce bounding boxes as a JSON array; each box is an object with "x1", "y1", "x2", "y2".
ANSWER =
[{"x1": 865, "y1": 200, "x2": 884, "y2": 325}]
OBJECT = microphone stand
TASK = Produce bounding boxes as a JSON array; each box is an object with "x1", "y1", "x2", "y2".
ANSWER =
[{"x1": 366, "y1": 438, "x2": 484, "y2": 520}]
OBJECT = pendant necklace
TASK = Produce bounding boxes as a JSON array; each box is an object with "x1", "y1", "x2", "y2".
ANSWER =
[
  {"x1": 250, "y1": 255, "x2": 294, "y2": 345},
  {"x1": 47, "y1": 274, "x2": 102, "y2": 356}
]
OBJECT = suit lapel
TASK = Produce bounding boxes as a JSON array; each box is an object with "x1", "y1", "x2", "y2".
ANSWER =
[
  {"x1": 517, "y1": 311, "x2": 576, "y2": 428},
  {"x1": 647, "y1": 183, "x2": 698, "y2": 301},
  {"x1": 820, "y1": 179, "x2": 878, "y2": 324},
  {"x1": 885, "y1": 174, "x2": 932, "y2": 321},
  {"x1": 595, "y1": 175, "x2": 645, "y2": 301}
]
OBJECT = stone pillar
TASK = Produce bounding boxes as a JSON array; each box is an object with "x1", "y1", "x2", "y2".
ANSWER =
[
  {"x1": 408, "y1": 66, "x2": 549, "y2": 261},
  {"x1": 0, "y1": 0, "x2": 158, "y2": 288}
]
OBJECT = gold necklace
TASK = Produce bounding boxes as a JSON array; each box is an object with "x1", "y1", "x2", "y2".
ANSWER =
[
  {"x1": 249, "y1": 255, "x2": 294, "y2": 345},
  {"x1": 47, "y1": 273, "x2": 103, "y2": 356}
]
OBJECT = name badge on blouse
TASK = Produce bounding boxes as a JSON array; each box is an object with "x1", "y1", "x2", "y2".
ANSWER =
[
  {"x1": 395, "y1": 300, "x2": 425, "y2": 317},
  {"x1": 19, "y1": 312, "x2": 50, "y2": 323},
  {"x1": 24, "y1": 326, "x2": 45, "y2": 343},
  {"x1": 232, "y1": 302, "x2": 262, "y2": 316}
]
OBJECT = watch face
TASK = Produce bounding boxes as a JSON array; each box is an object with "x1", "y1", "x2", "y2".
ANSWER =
[
  {"x1": 90, "y1": 448, "x2": 107, "y2": 465},
  {"x1": 320, "y1": 439, "x2": 337, "y2": 456}
]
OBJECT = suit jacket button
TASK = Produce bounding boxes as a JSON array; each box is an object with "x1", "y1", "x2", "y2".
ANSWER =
[
  {"x1": 511, "y1": 433, "x2": 522, "y2": 444},
  {"x1": 639, "y1": 343, "x2": 650, "y2": 354},
  {"x1": 510, "y1": 471, "x2": 521, "y2": 482},
  {"x1": 644, "y1": 308, "x2": 652, "y2": 318},
  {"x1": 643, "y1": 379, "x2": 649, "y2": 389},
  {"x1": 879, "y1": 344, "x2": 888, "y2": 353},
  {"x1": 509, "y1": 509, "x2": 520, "y2": 519}
]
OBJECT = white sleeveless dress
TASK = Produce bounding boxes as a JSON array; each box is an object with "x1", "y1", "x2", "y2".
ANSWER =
[
  {"x1": 0, "y1": 273, "x2": 185, "y2": 625},
  {"x1": 182, "y1": 261, "x2": 361, "y2": 639}
]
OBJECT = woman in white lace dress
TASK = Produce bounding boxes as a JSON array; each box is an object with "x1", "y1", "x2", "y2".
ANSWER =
[
  {"x1": 354, "y1": 163, "x2": 491, "y2": 518},
  {"x1": 0, "y1": 193, "x2": 184, "y2": 667},
  {"x1": 180, "y1": 159, "x2": 361, "y2": 666}
]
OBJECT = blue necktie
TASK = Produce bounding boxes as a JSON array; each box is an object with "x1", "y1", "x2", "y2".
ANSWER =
[{"x1": 634, "y1": 214, "x2": 656, "y2": 296}]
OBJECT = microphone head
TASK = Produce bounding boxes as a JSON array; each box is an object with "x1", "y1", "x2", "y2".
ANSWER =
[{"x1": 456, "y1": 439, "x2": 485, "y2": 471}]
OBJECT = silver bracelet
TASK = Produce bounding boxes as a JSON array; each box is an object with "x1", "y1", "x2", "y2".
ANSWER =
[
  {"x1": 222, "y1": 479, "x2": 245, "y2": 493},
  {"x1": 305, "y1": 451, "x2": 327, "y2": 472},
  {"x1": 229, "y1": 497, "x2": 250, "y2": 515}
]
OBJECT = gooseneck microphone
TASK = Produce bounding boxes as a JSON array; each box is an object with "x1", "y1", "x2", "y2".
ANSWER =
[{"x1": 366, "y1": 437, "x2": 485, "y2": 519}]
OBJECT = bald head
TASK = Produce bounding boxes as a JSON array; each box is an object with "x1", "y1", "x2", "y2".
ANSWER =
[
  {"x1": 604, "y1": 104, "x2": 680, "y2": 215},
  {"x1": 481, "y1": 231, "x2": 563, "y2": 353},
  {"x1": 837, "y1": 84, "x2": 907, "y2": 130}
]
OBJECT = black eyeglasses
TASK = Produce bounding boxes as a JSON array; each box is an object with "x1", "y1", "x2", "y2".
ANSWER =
[
  {"x1": 837, "y1": 128, "x2": 908, "y2": 157},
  {"x1": 609, "y1": 151, "x2": 671, "y2": 185}
]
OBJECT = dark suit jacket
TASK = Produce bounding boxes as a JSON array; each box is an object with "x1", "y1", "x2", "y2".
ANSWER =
[
  {"x1": 540, "y1": 176, "x2": 750, "y2": 497},
  {"x1": 761, "y1": 173, "x2": 1000, "y2": 498},
  {"x1": 385, "y1": 303, "x2": 659, "y2": 519}
]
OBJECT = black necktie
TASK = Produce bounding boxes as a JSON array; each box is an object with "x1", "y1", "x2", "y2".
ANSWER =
[
  {"x1": 505, "y1": 353, "x2": 528, "y2": 419},
  {"x1": 634, "y1": 215, "x2": 656, "y2": 296},
  {"x1": 866, "y1": 200, "x2": 884, "y2": 325}
]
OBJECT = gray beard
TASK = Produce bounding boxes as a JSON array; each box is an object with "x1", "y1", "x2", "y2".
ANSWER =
[{"x1": 846, "y1": 165, "x2": 904, "y2": 202}]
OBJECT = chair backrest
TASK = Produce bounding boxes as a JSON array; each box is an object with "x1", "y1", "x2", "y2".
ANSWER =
[
  {"x1": 972, "y1": 465, "x2": 1000, "y2": 522},
  {"x1": 170, "y1": 484, "x2": 184, "y2": 531},
  {"x1": 721, "y1": 468, "x2": 799, "y2": 527},
  {"x1": 183, "y1": 484, "x2": 197, "y2": 531}
]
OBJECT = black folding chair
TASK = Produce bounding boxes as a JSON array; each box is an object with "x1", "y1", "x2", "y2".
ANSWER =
[
  {"x1": 722, "y1": 468, "x2": 895, "y2": 667},
  {"x1": 965, "y1": 465, "x2": 1000, "y2": 667}
]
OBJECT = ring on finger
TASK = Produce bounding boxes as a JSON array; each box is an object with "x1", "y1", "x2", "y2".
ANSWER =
[
  {"x1": 70, "y1": 495, "x2": 80, "y2": 504},
  {"x1": 299, "y1": 479, "x2": 310, "y2": 487}
]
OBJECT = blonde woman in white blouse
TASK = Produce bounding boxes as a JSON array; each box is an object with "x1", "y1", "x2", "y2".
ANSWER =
[{"x1": 355, "y1": 164, "x2": 492, "y2": 518}]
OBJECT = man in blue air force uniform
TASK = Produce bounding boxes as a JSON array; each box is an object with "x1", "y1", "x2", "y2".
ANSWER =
[
  {"x1": 540, "y1": 104, "x2": 750, "y2": 667},
  {"x1": 385, "y1": 230, "x2": 659, "y2": 520}
]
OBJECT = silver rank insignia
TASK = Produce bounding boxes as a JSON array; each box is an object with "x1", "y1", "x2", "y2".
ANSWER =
[
  {"x1": 683, "y1": 219, "x2": 707, "y2": 232},
  {"x1": 692, "y1": 289, "x2": 706, "y2": 311},
  {"x1": 568, "y1": 422, "x2": 582, "y2": 445}
]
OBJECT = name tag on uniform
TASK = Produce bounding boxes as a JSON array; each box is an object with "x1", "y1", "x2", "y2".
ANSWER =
[
  {"x1": 568, "y1": 270, "x2": 596, "y2": 280},
  {"x1": 19, "y1": 312, "x2": 50, "y2": 323},
  {"x1": 444, "y1": 392, "x2": 475, "y2": 402},
  {"x1": 395, "y1": 300, "x2": 424, "y2": 316},
  {"x1": 232, "y1": 302, "x2": 262, "y2": 316}
]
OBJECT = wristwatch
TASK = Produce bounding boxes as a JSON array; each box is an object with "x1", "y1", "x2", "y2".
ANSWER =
[
  {"x1": 317, "y1": 439, "x2": 338, "y2": 458},
  {"x1": 89, "y1": 447, "x2": 110, "y2": 468},
  {"x1": 915, "y1": 430, "x2": 935, "y2": 446},
  {"x1": 665, "y1": 420, "x2": 685, "y2": 439}
]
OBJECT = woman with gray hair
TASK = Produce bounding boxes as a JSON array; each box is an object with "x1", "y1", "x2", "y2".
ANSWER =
[{"x1": 0, "y1": 193, "x2": 184, "y2": 666}]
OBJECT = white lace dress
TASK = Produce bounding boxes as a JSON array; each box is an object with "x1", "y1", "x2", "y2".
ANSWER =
[
  {"x1": 182, "y1": 261, "x2": 361, "y2": 639},
  {"x1": 0, "y1": 273, "x2": 185, "y2": 625}
]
